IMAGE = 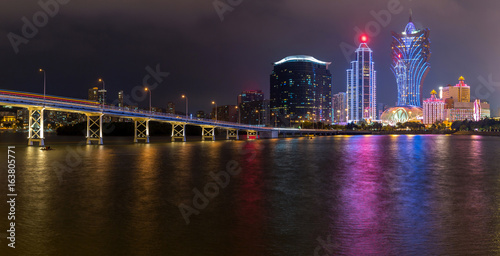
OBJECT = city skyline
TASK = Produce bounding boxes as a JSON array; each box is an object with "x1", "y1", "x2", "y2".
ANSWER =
[
  {"x1": 3, "y1": 2, "x2": 500, "y2": 255},
  {"x1": 0, "y1": 1, "x2": 499, "y2": 114}
]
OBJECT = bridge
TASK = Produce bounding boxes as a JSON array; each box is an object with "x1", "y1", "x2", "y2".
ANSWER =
[{"x1": 0, "y1": 90, "x2": 337, "y2": 146}]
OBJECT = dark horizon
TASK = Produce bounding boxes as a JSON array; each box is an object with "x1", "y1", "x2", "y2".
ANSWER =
[{"x1": 0, "y1": 0, "x2": 499, "y2": 114}]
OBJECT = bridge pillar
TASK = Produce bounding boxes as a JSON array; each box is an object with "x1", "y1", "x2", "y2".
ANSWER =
[
  {"x1": 171, "y1": 123, "x2": 186, "y2": 142},
  {"x1": 226, "y1": 129, "x2": 238, "y2": 140},
  {"x1": 86, "y1": 114, "x2": 103, "y2": 145},
  {"x1": 247, "y1": 130, "x2": 258, "y2": 140},
  {"x1": 28, "y1": 107, "x2": 45, "y2": 146},
  {"x1": 201, "y1": 126, "x2": 216, "y2": 141},
  {"x1": 134, "y1": 119, "x2": 150, "y2": 143}
]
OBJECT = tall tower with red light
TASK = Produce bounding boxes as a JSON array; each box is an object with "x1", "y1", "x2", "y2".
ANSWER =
[{"x1": 346, "y1": 35, "x2": 377, "y2": 122}]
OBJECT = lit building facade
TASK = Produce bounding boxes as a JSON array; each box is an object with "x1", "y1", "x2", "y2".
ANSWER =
[
  {"x1": 380, "y1": 106, "x2": 423, "y2": 125},
  {"x1": 346, "y1": 38, "x2": 376, "y2": 122},
  {"x1": 196, "y1": 110, "x2": 205, "y2": 119},
  {"x1": 444, "y1": 100, "x2": 490, "y2": 122},
  {"x1": 88, "y1": 87, "x2": 99, "y2": 101},
  {"x1": 440, "y1": 76, "x2": 490, "y2": 122},
  {"x1": 270, "y1": 55, "x2": 332, "y2": 125},
  {"x1": 390, "y1": 15, "x2": 431, "y2": 107},
  {"x1": 215, "y1": 105, "x2": 238, "y2": 123},
  {"x1": 237, "y1": 90, "x2": 264, "y2": 125},
  {"x1": 423, "y1": 90, "x2": 445, "y2": 125},
  {"x1": 88, "y1": 87, "x2": 106, "y2": 104},
  {"x1": 166, "y1": 102, "x2": 175, "y2": 114},
  {"x1": 332, "y1": 92, "x2": 347, "y2": 123},
  {"x1": 442, "y1": 76, "x2": 470, "y2": 103},
  {"x1": 118, "y1": 90, "x2": 124, "y2": 108}
]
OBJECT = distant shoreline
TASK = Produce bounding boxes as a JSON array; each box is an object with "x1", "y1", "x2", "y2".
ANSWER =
[{"x1": 3, "y1": 129, "x2": 500, "y2": 137}]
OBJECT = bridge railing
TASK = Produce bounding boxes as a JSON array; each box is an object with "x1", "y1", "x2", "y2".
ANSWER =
[
  {"x1": 0, "y1": 93, "x2": 103, "y2": 110},
  {"x1": 104, "y1": 104, "x2": 268, "y2": 129}
]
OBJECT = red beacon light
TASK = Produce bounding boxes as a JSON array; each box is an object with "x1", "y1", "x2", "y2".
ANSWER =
[{"x1": 360, "y1": 35, "x2": 368, "y2": 43}]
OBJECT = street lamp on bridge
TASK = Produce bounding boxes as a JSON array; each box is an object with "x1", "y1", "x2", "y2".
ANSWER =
[
  {"x1": 272, "y1": 112, "x2": 277, "y2": 127},
  {"x1": 39, "y1": 69, "x2": 46, "y2": 105},
  {"x1": 235, "y1": 106, "x2": 240, "y2": 124},
  {"x1": 255, "y1": 109, "x2": 260, "y2": 126},
  {"x1": 182, "y1": 94, "x2": 188, "y2": 118},
  {"x1": 145, "y1": 87, "x2": 152, "y2": 115},
  {"x1": 98, "y1": 78, "x2": 105, "y2": 109},
  {"x1": 212, "y1": 101, "x2": 217, "y2": 122}
]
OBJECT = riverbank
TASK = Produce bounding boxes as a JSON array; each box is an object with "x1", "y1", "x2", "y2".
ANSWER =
[
  {"x1": 372, "y1": 130, "x2": 455, "y2": 135},
  {"x1": 453, "y1": 131, "x2": 500, "y2": 136}
]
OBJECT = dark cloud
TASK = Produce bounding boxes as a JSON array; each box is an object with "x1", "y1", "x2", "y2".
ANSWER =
[{"x1": 0, "y1": 0, "x2": 499, "y2": 114}]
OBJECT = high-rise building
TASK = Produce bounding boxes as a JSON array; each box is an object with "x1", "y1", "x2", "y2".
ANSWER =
[
  {"x1": 166, "y1": 102, "x2": 175, "y2": 114},
  {"x1": 423, "y1": 90, "x2": 445, "y2": 125},
  {"x1": 118, "y1": 90, "x2": 124, "y2": 108},
  {"x1": 347, "y1": 36, "x2": 376, "y2": 122},
  {"x1": 216, "y1": 105, "x2": 238, "y2": 122},
  {"x1": 391, "y1": 15, "x2": 431, "y2": 107},
  {"x1": 270, "y1": 55, "x2": 332, "y2": 125},
  {"x1": 442, "y1": 76, "x2": 471, "y2": 103},
  {"x1": 88, "y1": 87, "x2": 106, "y2": 104},
  {"x1": 261, "y1": 99, "x2": 272, "y2": 126},
  {"x1": 332, "y1": 92, "x2": 347, "y2": 123},
  {"x1": 237, "y1": 90, "x2": 264, "y2": 125},
  {"x1": 88, "y1": 87, "x2": 99, "y2": 101}
]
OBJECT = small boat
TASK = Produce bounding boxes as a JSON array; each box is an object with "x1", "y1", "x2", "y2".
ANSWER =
[{"x1": 40, "y1": 146, "x2": 54, "y2": 151}]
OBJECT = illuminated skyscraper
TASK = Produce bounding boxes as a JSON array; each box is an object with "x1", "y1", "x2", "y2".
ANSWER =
[
  {"x1": 346, "y1": 36, "x2": 376, "y2": 122},
  {"x1": 391, "y1": 15, "x2": 431, "y2": 107},
  {"x1": 270, "y1": 55, "x2": 332, "y2": 125}
]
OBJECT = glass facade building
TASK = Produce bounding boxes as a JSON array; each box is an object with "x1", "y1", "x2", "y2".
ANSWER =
[
  {"x1": 237, "y1": 90, "x2": 264, "y2": 125},
  {"x1": 346, "y1": 41, "x2": 376, "y2": 122},
  {"x1": 332, "y1": 92, "x2": 347, "y2": 123},
  {"x1": 270, "y1": 55, "x2": 332, "y2": 125},
  {"x1": 391, "y1": 16, "x2": 431, "y2": 107}
]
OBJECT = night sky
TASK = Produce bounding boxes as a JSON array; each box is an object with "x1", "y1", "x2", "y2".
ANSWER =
[{"x1": 1, "y1": 0, "x2": 499, "y2": 114}]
